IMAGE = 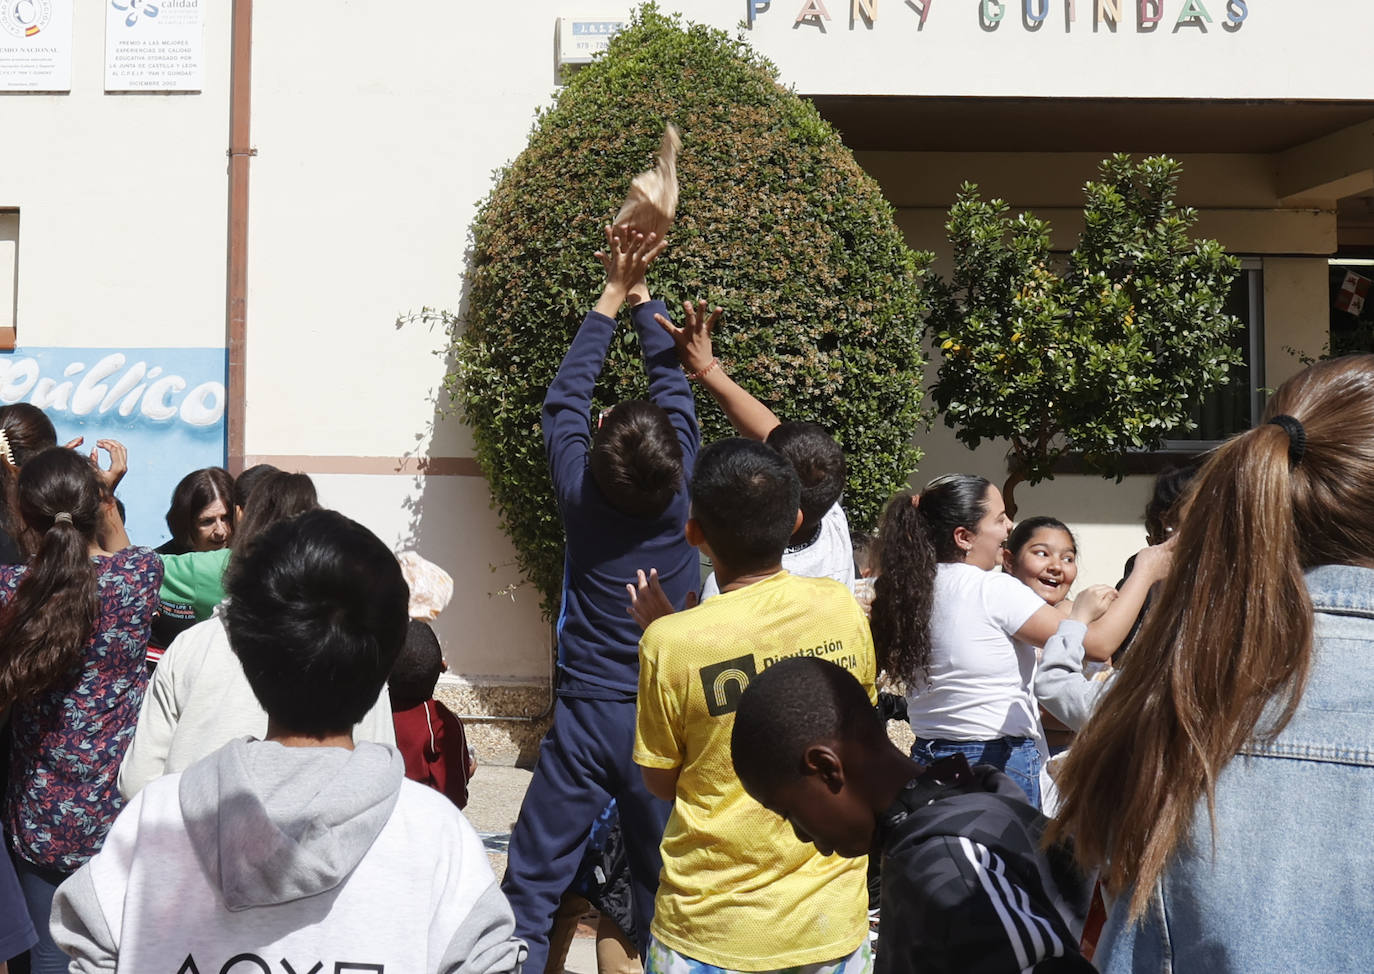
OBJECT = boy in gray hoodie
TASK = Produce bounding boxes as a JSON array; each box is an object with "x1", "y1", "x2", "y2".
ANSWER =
[{"x1": 50, "y1": 509, "x2": 526, "y2": 974}]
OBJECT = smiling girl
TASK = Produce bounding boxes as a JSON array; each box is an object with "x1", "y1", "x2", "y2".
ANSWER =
[
  {"x1": 1004, "y1": 516, "x2": 1080, "y2": 611},
  {"x1": 870, "y1": 476, "x2": 1114, "y2": 808}
]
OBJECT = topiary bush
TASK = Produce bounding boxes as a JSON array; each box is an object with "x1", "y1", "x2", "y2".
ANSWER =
[{"x1": 450, "y1": 4, "x2": 931, "y2": 617}]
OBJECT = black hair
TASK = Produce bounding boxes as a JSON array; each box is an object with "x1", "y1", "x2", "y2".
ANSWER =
[
  {"x1": 0, "y1": 448, "x2": 102, "y2": 704},
  {"x1": 224, "y1": 471, "x2": 320, "y2": 582},
  {"x1": 234, "y1": 463, "x2": 282, "y2": 511},
  {"x1": 225, "y1": 508, "x2": 409, "y2": 736},
  {"x1": 690, "y1": 438, "x2": 801, "y2": 575},
  {"x1": 0, "y1": 404, "x2": 57, "y2": 468},
  {"x1": 1143, "y1": 465, "x2": 1198, "y2": 546},
  {"x1": 731, "y1": 657, "x2": 882, "y2": 801},
  {"x1": 389, "y1": 619, "x2": 443, "y2": 711},
  {"x1": 869, "y1": 474, "x2": 993, "y2": 688},
  {"x1": 589, "y1": 399, "x2": 684, "y2": 519},
  {"x1": 765, "y1": 422, "x2": 845, "y2": 534},
  {"x1": 1007, "y1": 515, "x2": 1076, "y2": 558},
  {"x1": 164, "y1": 467, "x2": 234, "y2": 551},
  {"x1": 0, "y1": 404, "x2": 59, "y2": 550}
]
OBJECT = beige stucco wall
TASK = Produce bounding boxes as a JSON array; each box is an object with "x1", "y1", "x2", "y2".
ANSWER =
[{"x1": 0, "y1": 2, "x2": 231, "y2": 348}]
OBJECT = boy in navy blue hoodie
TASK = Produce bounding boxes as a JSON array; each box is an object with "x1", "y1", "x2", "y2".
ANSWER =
[{"x1": 502, "y1": 225, "x2": 699, "y2": 972}]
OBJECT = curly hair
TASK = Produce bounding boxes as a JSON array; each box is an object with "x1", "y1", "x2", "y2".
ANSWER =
[{"x1": 869, "y1": 475, "x2": 992, "y2": 688}]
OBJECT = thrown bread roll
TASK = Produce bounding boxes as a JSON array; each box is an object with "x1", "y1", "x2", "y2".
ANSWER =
[{"x1": 613, "y1": 124, "x2": 680, "y2": 240}]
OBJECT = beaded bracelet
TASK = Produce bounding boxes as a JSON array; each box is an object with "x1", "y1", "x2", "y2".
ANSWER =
[{"x1": 685, "y1": 357, "x2": 720, "y2": 382}]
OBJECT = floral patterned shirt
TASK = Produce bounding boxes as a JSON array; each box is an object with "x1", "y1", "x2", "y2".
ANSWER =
[{"x1": 0, "y1": 547, "x2": 162, "y2": 872}]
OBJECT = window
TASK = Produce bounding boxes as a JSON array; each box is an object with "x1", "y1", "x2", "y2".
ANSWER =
[
  {"x1": 0, "y1": 210, "x2": 14, "y2": 350},
  {"x1": 1160, "y1": 258, "x2": 1265, "y2": 449}
]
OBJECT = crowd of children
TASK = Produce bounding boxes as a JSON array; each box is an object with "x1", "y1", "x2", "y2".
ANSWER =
[
  {"x1": 0, "y1": 139, "x2": 1369, "y2": 974},
  {"x1": 504, "y1": 211, "x2": 1374, "y2": 974},
  {"x1": 0, "y1": 407, "x2": 493, "y2": 972}
]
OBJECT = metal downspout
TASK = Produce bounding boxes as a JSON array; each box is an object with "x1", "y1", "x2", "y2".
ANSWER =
[{"x1": 226, "y1": 0, "x2": 253, "y2": 476}]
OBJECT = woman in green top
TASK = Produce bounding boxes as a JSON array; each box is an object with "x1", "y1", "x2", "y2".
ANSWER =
[{"x1": 150, "y1": 466, "x2": 299, "y2": 664}]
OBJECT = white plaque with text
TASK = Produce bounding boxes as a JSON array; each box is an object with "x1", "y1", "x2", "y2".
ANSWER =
[
  {"x1": 105, "y1": 0, "x2": 203, "y2": 92},
  {"x1": 0, "y1": 0, "x2": 73, "y2": 92}
]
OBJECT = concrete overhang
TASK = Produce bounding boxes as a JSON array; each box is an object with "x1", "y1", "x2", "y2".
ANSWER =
[{"x1": 807, "y1": 96, "x2": 1374, "y2": 156}]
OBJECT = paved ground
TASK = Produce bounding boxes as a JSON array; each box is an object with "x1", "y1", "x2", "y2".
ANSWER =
[
  {"x1": 468, "y1": 765, "x2": 599, "y2": 974},
  {"x1": 467, "y1": 722, "x2": 915, "y2": 974}
]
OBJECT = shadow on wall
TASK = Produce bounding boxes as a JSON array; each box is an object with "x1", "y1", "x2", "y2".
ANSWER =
[{"x1": 394, "y1": 251, "x2": 553, "y2": 769}]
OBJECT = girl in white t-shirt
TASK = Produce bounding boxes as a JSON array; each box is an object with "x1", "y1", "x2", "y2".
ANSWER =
[{"x1": 869, "y1": 475, "x2": 1109, "y2": 808}]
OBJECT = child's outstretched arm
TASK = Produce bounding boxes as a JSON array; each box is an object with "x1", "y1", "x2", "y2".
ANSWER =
[
  {"x1": 626, "y1": 267, "x2": 700, "y2": 470},
  {"x1": 542, "y1": 226, "x2": 665, "y2": 501},
  {"x1": 655, "y1": 301, "x2": 781, "y2": 440}
]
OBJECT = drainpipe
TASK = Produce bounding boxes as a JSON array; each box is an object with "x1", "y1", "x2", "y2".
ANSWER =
[{"x1": 225, "y1": 0, "x2": 254, "y2": 476}]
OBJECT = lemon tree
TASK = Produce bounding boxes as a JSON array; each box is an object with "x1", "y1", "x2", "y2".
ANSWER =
[{"x1": 927, "y1": 155, "x2": 1241, "y2": 516}]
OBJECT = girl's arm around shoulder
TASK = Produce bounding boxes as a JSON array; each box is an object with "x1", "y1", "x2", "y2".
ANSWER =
[{"x1": 988, "y1": 570, "x2": 1061, "y2": 645}]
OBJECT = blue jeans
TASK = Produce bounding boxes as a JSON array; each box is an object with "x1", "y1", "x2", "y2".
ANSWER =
[
  {"x1": 913, "y1": 736, "x2": 1041, "y2": 809},
  {"x1": 14, "y1": 856, "x2": 70, "y2": 974}
]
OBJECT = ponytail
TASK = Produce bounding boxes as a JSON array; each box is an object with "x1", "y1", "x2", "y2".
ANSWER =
[
  {"x1": 870, "y1": 474, "x2": 995, "y2": 688},
  {"x1": 1050, "y1": 405, "x2": 1326, "y2": 921},
  {"x1": 0, "y1": 448, "x2": 101, "y2": 705},
  {"x1": 870, "y1": 492, "x2": 936, "y2": 687}
]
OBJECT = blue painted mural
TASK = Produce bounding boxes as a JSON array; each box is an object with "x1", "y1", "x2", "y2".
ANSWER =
[{"x1": 0, "y1": 346, "x2": 227, "y2": 546}]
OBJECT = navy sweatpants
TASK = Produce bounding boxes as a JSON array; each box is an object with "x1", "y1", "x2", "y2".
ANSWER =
[{"x1": 502, "y1": 694, "x2": 671, "y2": 974}]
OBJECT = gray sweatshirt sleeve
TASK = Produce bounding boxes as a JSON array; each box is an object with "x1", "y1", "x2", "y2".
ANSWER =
[
  {"x1": 439, "y1": 879, "x2": 527, "y2": 974},
  {"x1": 50, "y1": 865, "x2": 118, "y2": 974},
  {"x1": 117, "y1": 642, "x2": 181, "y2": 801},
  {"x1": 1034, "y1": 619, "x2": 1111, "y2": 731}
]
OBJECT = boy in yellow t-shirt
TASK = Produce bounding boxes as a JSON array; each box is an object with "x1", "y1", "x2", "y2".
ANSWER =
[{"x1": 632, "y1": 438, "x2": 876, "y2": 974}]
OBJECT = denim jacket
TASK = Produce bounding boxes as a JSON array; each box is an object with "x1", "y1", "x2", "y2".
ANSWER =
[{"x1": 1098, "y1": 565, "x2": 1374, "y2": 973}]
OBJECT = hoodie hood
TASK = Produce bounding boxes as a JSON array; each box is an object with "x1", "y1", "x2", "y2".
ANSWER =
[{"x1": 179, "y1": 738, "x2": 404, "y2": 911}]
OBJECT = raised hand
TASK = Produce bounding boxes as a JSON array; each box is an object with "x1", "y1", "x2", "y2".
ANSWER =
[
  {"x1": 595, "y1": 225, "x2": 667, "y2": 291},
  {"x1": 626, "y1": 567, "x2": 683, "y2": 631},
  {"x1": 654, "y1": 299, "x2": 721, "y2": 375},
  {"x1": 89, "y1": 439, "x2": 128, "y2": 494},
  {"x1": 1132, "y1": 533, "x2": 1177, "y2": 583}
]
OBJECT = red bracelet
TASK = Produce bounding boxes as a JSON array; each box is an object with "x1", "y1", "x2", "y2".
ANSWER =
[{"x1": 685, "y1": 358, "x2": 719, "y2": 382}]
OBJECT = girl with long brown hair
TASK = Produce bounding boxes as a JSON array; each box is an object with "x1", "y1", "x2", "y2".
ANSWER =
[
  {"x1": 1050, "y1": 354, "x2": 1374, "y2": 972},
  {"x1": 0, "y1": 446, "x2": 161, "y2": 973}
]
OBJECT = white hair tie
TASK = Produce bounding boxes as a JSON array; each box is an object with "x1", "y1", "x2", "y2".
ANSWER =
[{"x1": 53, "y1": 512, "x2": 73, "y2": 525}]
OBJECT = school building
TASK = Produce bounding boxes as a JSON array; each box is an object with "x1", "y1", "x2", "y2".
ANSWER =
[{"x1": 2, "y1": 1, "x2": 1370, "y2": 762}]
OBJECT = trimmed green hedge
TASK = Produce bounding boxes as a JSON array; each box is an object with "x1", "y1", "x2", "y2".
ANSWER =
[{"x1": 450, "y1": 5, "x2": 931, "y2": 617}]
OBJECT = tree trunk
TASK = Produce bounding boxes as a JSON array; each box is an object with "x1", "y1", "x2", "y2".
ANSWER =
[{"x1": 1002, "y1": 466, "x2": 1026, "y2": 522}]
